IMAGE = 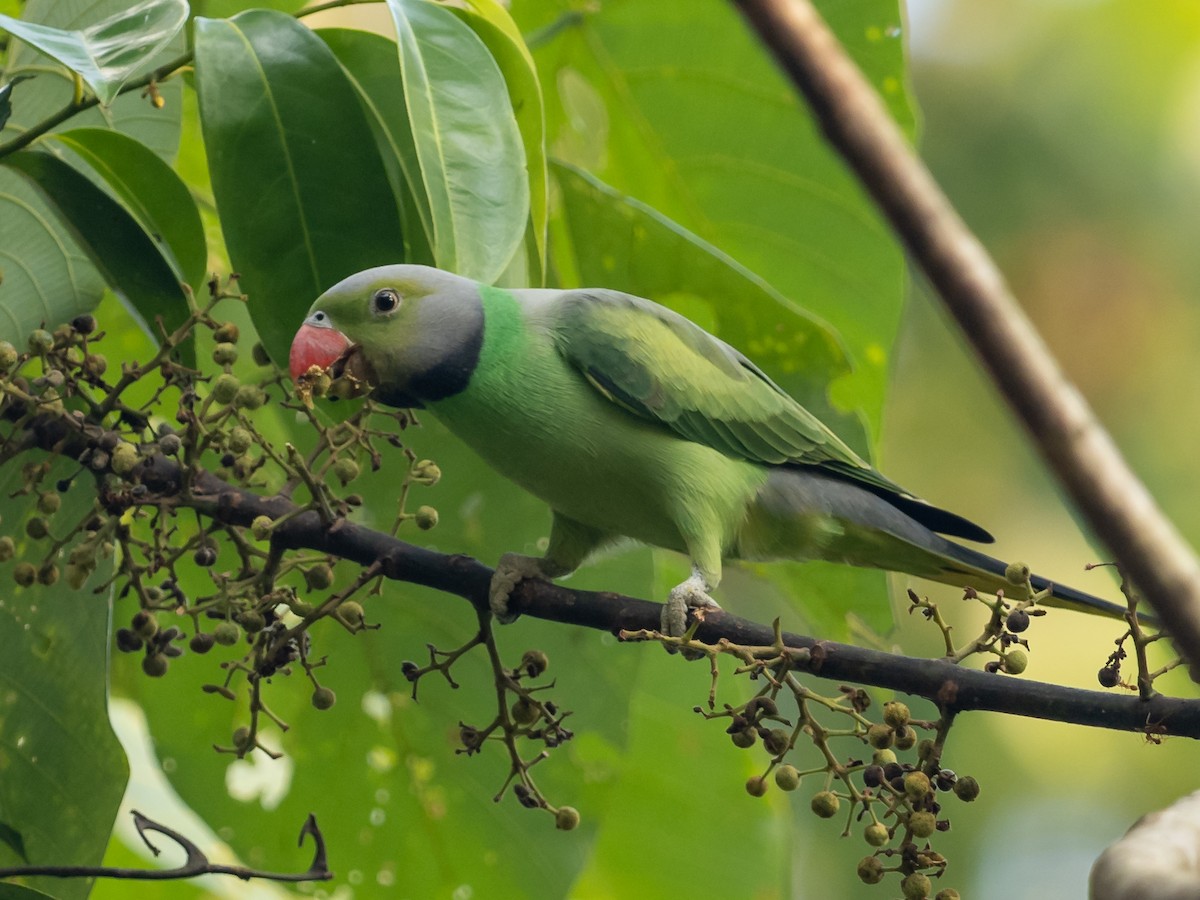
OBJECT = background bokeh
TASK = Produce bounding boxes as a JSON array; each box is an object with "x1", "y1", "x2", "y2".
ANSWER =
[{"x1": 877, "y1": 1, "x2": 1200, "y2": 897}]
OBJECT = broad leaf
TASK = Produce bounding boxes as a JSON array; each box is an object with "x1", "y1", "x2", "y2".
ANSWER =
[
  {"x1": 0, "y1": 461, "x2": 125, "y2": 900},
  {"x1": 3, "y1": 148, "x2": 195, "y2": 366},
  {"x1": 385, "y1": 0, "x2": 528, "y2": 283},
  {"x1": 451, "y1": 0, "x2": 548, "y2": 283},
  {"x1": 0, "y1": 0, "x2": 187, "y2": 106},
  {"x1": 48, "y1": 128, "x2": 206, "y2": 291},
  {"x1": 319, "y1": 27, "x2": 436, "y2": 269},
  {"x1": 0, "y1": 0, "x2": 185, "y2": 344},
  {"x1": 193, "y1": 10, "x2": 406, "y2": 365}
]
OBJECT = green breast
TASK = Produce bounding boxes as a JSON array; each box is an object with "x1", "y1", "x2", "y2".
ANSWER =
[{"x1": 427, "y1": 287, "x2": 766, "y2": 554}]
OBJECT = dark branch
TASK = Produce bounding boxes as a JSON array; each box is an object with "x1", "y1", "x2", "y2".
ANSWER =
[
  {"x1": 17, "y1": 411, "x2": 1192, "y2": 741},
  {"x1": 0, "y1": 811, "x2": 330, "y2": 883},
  {"x1": 731, "y1": 0, "x2": 1200, "y2": 677}
]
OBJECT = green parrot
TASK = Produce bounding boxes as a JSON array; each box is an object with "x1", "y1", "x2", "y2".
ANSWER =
[{"x1": 289, "y1": 264, "x2": 1134, "y2": 634}]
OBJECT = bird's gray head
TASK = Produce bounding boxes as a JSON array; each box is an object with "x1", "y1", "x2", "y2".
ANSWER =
[{"x1": 289, "y1": 264, "x2": 485, "y2": 407}]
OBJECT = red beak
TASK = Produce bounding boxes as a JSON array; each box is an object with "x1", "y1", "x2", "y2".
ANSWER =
[{"x1": 289, "y1": 323, "x2": 351, "y2": 381}]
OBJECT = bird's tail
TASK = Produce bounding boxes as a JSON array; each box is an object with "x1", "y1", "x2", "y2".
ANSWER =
[{"x1": 932, "y1": 539, "x2": 1156, "y2": 627}]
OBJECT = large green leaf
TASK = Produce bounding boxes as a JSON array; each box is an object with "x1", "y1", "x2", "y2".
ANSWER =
[
  {"x1": 319, "y1": 27, "x2": 436, "y2": 269},
  {"x1": 193, "y1": 10, "x2": 406, "y2": 365},
  {"x1": 48, "y1": 128, "x2": 206, "y2": 290},
  {"x1": 3, "y1": 148, "x2": 195, "y2": 366},
  {"x1": 452, "y1": 0, "x2": 548, "y2": 283},
  {"x1": 0, "y1": 0, "x2": 187, "y2": 106},
  {"x1": 0, "y1": 0, "x2": 185, "y2": 343},
  {"x1": 516, "y1": 0, "x2": 913, "y2": 434},
  {"x1": 385, "y1": 0, "x2": 529, "y2": 283},
  {"x1": 0, "y1": 461, "x2": 125, "y2": 900}
]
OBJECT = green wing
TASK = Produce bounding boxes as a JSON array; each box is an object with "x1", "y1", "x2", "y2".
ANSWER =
[{"x1": 547, "y1": 289, "x2": 992, "y2": 542}]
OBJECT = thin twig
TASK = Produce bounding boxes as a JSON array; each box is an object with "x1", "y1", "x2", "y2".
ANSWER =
[{"x1": 0, "y1": 811, "x2": 331, "y2": 882}]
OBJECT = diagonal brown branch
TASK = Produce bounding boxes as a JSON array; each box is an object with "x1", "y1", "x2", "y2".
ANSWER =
[{"x1": 731, "y1": 0, "x2": 1200, "y2": 678}]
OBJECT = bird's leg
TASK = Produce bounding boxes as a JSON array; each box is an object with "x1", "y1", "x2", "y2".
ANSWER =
[
  {"x1": 663, "y1": 540, "x2": 723, "y2": 637},
  {"x1": 489, "y1": 512, "x2": 611, "y2": 624}
]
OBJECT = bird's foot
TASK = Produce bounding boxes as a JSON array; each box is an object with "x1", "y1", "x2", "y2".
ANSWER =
[
  {"x1": 489, "y1": 553, "x2": 552, "y2": 624},
  {"x1": 662, "y1": 573, "x2": 721, "y2": 638}
]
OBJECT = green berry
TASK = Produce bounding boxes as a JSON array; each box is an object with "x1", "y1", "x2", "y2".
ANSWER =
[
  {"x1": 214, "y1": 322, "x2": 240, "y2": 344},
  {"x1": 1004, "y1": 561, "x2": 1031, "y2": 585},
  {"x1": 555, "y1": 806, "x2": 580, "y2": 831},
  {"x1": 25, "y1": 517, "x2": 49, "y2": 540},
  {"x1": 142, "y1": 654, "x2": 168, "y2": 678},
  {"x1": 37, "y1": 563, "x2": 58, "y2": 586},
  {"x1": 305, "y1": 563, "x2": 334, "y2": 590},
  {"x1": 872, "y1": 748, "x2": 897, "y2": 767},
  {"x1": 1004, "y1": 649, "x2": 1029, "y2": 675},
  {"x1": 13, "y1": 562, "x2": 35, "y2": 587},
  {"x1": 36, "y1": 492, "x2": 60, "y2": 515},
  {"x1": 0, "y1": 536, "x2": 15, "y2": 561},
  {"x1": 521, "y1": 649, "x2": 549, "y2": 677},
  {"x1": 110, "y1": 442, "x2": 139, "y2": 476},
  {"x1": 810, "y1": 791, "x2": 839, "y2": 818},
  {"x1": 338, "y1": 600, "x2": 364, "y2": 627},
  {"x1": 902, "y1": 872, "x2": 932, "y2": 900},
  {"x1": 866, "y1": 723, "x2": 893, "y2": 749},
  {"x1": 333, "y1": 458, "x2": 360, "y2": 486},
  {"x1": 773, "y1": 764, "x2": 800, "y2": 791},
  {"x1": 935, "y1": 890, "x2": 962, "y2": 900},
  {"x1": 228, "y1": 427, "x2": 253, "y2": 454},
  {"x1": 250, "y1": 515, "x2": 273, "y2": 541},
  {"x1": 212, "y1": 342, "x2": 239, "y2": 366},
  {"x1": 883, "y1": 701, "x2": 910, "y2": 729},
  {"x1": 312, "y1": 687, "x2": 337, "y2": 710},
  {"x1": 213, "y1": 621, "x2": 240, "y2": 646},
  {"x1": 731, "y1": 729, "x2": 756, "y2": 749},
  {"x1": 953, "y1": 776, "x2": 980, "y2": 802},
  {"x1": 64, "y1": 561, "x2": 88, "y2": 589},
  {"x1": 238, "y1": 610, "x2": 265, "y2": 633},
  {"x1": 211, "y1": 373, "x2": 240, "y2": 404},
  {"x1": 745, "y1": 776, "x2": 768, "y2": 798},
  {"x1": 410, "y1": 459, "x2": 441, "y2": 486},
  {"x1": 864, "y1": 823, "x2": 889, "y2": 847},
  {"x1": 904, "y1": 771, "x2": 931, "y2": 800},
  {"x1": 894, "y1": 725, "x2": 917, "y2": 751},
  {"x1": 763, "y1": 728, "x2": 790, "y2": 756},
  {"x1": 0, "y1": 340, "x2": 18, "y2": 370},
  {"x1": 909, "y1": 811, "x2": 937, "y2": 838},
  {"x1": 28, "y1": 329, "x2": 53, "y2": 353},
  {"x1": 415, "y1": 505, "x2": 439, "y2": 530},
  {"x1": 857, "y1": 856, "x2": 884, "y2": 885},
  {"x1": 84, "y1": 354, "x2": 107, "y2": 377},
  {"x1": 233, "y1": 385, "x2": 265, "y2": 410},
  {"x1": 511, "y1": 696, "x2": 538, "y2": 725}
]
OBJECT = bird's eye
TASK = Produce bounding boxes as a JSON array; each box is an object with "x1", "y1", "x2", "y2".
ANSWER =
[
  {"x1": 372, "y1": 289, "x2": 400, "y2": 314},
  {"x1": 313, "y1": 312, "x2": 326, "y2": 322}
]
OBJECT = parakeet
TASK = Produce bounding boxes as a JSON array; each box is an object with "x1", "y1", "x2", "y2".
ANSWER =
[{"x1": 289, "y1": 264, "x2": 1134, "y2": 634}]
